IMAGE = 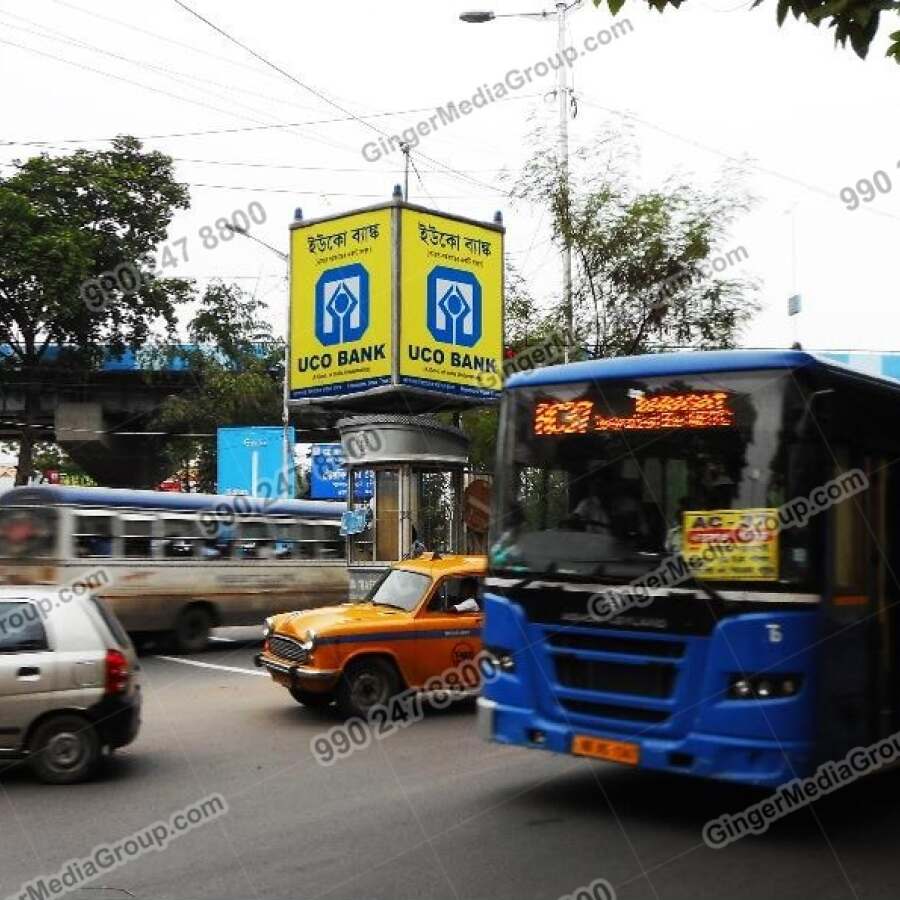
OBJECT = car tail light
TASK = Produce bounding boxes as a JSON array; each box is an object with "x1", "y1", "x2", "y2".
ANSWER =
[{"x1": 105, "y1": 649, "x2": 130, "y2": 695}]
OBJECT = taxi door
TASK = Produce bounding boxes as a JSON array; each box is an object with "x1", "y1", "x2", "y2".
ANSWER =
[{"x1": 412, "y1": 576, "x2": 483, "y2": 687}]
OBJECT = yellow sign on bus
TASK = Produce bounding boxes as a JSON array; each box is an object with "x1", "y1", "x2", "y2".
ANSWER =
[{"x1": 682, "y1": 508, "x2": 779, "y2": 581}]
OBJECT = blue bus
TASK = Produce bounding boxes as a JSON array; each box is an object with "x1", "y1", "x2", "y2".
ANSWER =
[{"x1": 479, "y1": 349, "x2": 898, "y2": 787}]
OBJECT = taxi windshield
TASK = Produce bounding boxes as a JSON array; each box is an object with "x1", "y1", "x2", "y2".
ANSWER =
[{"x1": 365, "y1": 568, "x2": 432, "y2": 611}]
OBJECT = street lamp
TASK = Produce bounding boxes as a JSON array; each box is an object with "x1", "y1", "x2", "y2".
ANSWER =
[
  {"x1": 224, "y1": 222, "x2": 293, "y2": 499},
  {"x1": 460, "y1": 2, "x2": 580, "y2": 361}
]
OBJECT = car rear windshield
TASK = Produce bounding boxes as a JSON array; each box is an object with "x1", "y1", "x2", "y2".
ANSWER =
[{"x1": 89, "y1": 596, "x2": 132, "y2": 649}]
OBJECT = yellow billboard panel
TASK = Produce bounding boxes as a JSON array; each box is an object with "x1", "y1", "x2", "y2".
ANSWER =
[
  {"x1": 399, "y1": 209, "x2": 503, "y2": 399},
  {"x1": 682, "y1": 509, "x2": 779, "y2": 581},
  {"x1": 289, "y1": 208, "x2": 393, "y2": 399}
]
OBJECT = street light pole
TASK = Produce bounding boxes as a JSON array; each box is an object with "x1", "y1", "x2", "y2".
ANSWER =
[
  {"x1": 555, "y1": 1, "x2": 573, "y2": 362},
  {"x1": 224, "y1": 223, "x2": 293, "y2": 498},
  {"x1": 461, "y1": 2, "x2": 579, "y2": 361}
]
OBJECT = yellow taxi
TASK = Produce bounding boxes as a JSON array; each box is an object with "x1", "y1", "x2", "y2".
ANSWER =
[{"x1": 254, "y1": 554, "x2": 486, "y2": 717}]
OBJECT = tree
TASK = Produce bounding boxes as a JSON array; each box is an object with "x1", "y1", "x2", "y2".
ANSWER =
[
  {"x1": 597, "y1": 0, "x2": 900, "y2": 62},
  {"x1": 511, "y1": 131, "x2": 759, "y2": 360},
  {"x1": 153, "y1": 282, "x2": 285, "y2": 492},
  {"x1": 0, "y1": 137, "x2": 192, "y2": 483}
]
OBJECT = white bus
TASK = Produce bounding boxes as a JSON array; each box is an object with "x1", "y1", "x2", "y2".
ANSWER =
[{"x1": 0, "y1": 486, "x2": 347, "y2": 651}]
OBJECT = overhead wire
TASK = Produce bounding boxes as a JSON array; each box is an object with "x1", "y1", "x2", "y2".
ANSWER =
[{"x1": 169, "y1": 0, "x2": 506, "y2": 196}]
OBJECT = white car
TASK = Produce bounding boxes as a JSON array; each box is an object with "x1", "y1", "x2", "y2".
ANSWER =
[{"x1": 0, "y1": 586, "x2": 141, "y2": 783}]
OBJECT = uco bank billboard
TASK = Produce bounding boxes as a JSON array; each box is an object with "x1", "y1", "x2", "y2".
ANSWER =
[{"x1": 289, "y1": 199, "x2": 504, "y2": 405}]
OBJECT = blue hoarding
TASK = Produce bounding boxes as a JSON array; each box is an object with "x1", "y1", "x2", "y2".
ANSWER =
[
  {"x1": 309, "y1": 443, "x2": 373, "y2": 501},
  {"x1": 217, "y1": 426, "x2": 296, "y2": 498}
]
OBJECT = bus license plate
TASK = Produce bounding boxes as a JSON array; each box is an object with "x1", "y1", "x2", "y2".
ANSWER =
[{"x1": 572, "y1": 735, "x2": 640, "y2": 766}]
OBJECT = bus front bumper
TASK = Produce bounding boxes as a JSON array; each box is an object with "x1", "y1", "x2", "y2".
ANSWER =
[{"x1": 477, "y1": 698, "x2": 814, "y2": 789}]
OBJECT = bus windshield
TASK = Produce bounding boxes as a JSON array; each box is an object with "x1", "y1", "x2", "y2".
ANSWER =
[{"x1": 491, "y1": 370, "x2": 818, "y2": 587}]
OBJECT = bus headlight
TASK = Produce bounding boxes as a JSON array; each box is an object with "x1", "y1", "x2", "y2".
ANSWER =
[
  {"x1": 484, "y1": 646, "x2": 516, "y2": 673},
  {"x1": 729, "y1": 674, "x2": 802, "y2": 700}
]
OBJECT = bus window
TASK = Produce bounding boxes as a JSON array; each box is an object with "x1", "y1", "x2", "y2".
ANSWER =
[
  {"x1": 0, "y1": 507, "x2": 57, "y2": 559},
  {"x1": 284, "y1": 522, "x2": 343, "y2": 559},
  {"x1": 236, "y1": 520, "x2": 276, "y2": 559},
  {"x1": 73, "y1": 513, "x2": 116, "y2": 558},
  {"x1": 122, "y1": 516, "x2": 154, "y2": 559},
  {"x1": 319, "y1": 524, "x2": 344, "y2": 559},
  {"x1": 269, "y1": 519, "x2": 297, "y2": 559},
  {"x1": 158, "y1": 517, "x2": 200, "y2": 559},
  {"x1": 199, "y1": 518, "x2": 236, "y2": 559}
]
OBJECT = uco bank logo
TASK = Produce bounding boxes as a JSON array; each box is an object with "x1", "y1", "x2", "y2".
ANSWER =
[
  {"x1": 315, "y1": 263, "x2": 370, "y2": 346},
  {"x1": 426, "y1": 266, "x2": 481, "y2": 348}
]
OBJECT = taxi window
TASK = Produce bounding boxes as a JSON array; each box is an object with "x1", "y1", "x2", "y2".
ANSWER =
[{"x1": 427, "y1": 577, "x2": 481, "y2": 613}]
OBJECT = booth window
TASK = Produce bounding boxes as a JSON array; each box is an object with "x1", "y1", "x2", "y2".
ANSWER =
[{"x1": 375, "y1": 470, "x2": 400, "y2": 562}]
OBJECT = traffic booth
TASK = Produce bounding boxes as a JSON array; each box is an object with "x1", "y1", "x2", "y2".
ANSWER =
[{"x1": 337, "y1": 415, "x2": 471, "y2": 599}]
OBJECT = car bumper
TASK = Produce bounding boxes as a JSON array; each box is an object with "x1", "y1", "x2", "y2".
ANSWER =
[
  {"x1": 254, "y1": 653, "x2": 340, "y2": 691},
  {"x1": 87, "y1": 687, "x2": 142, "y2": 751}
]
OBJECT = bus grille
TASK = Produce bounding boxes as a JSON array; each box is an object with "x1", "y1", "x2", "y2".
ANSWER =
[
  {"x1": 554, "y1": 656, "x2": 676, "y2": 698},
  {"x1": 269, "y1": 635, "x2": 310, "y2": 664}
]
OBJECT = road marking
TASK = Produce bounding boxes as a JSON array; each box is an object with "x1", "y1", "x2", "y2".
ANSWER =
[
  {"x1": 210, "y1": 636, "x2": 237, "y2": 643},
  {"x1": 154, "y1": 656, "x2": 268, "y2": 677}
]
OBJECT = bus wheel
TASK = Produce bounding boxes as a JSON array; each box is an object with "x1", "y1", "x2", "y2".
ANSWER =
[
  {"x1": 172, "y1": 606, "x2": 212, "y2": 653},
  {"x1": 337, "y1": 658, "x2": 399, "y2": 719},
  {"x1": 289, "y1": 687, "x2": 334, "y2": 710}
]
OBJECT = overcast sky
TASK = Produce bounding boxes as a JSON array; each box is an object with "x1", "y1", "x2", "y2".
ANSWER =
[{"x1": 2, "y1": 0, "x2": 899, "y2": 356}]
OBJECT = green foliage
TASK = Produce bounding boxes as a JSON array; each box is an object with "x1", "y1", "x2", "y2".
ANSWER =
[
  {"x1": 0, "y1": 136, "x2": 192, "y2": 368},
  {"x1": 153, "y1": 282, "x2": 285, "y2": 492},
  {"x1": 0, "y1": 137, "x2": 192, "y2": 483},
  {"x1": 511, "y1": 130, "x2": 759, "y2": 359},
  {"x1": 595, "y1": 0, "x2": 900, "y2": 62}
]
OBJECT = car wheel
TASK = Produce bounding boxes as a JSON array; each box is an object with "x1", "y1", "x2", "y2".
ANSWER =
[
  {"x1": 29, "y1": 715, "x2": 101, "y2": 784},
  {"x1": 289, "y1": 687, "x2": 335, "y2": 710},
  {"x1": 337, "y1": 658, "x2": 399, "y2": 719},
  {"x1": 172, "y1": 606, "x2": 212, "y2": 653}
]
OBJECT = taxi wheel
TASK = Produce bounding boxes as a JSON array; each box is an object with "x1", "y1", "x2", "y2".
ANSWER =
[
  {"x1": 289, "y1": 687, "x2": 334, "y2": 710},
  {"x1": 337, "y1": 658, "x2": 399, "y2": 719}
]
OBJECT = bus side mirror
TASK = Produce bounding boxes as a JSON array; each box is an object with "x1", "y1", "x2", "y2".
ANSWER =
[{"x1": 797, "y1": 388, "x2": 834, "y2": 441}]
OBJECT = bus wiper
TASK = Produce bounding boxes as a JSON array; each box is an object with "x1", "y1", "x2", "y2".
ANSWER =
[{"x1": 671, "y1": 558, "x2": 726, "y2": 604}]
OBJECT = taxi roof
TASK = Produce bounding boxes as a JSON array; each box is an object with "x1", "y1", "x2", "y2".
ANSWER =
[{"x1": 394, "y1": 554, "x2": 486, "y2": 578}]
